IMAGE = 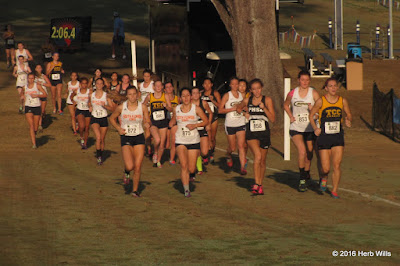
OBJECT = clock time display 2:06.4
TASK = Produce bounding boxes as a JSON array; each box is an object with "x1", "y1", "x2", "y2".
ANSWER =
[{"x1": 51, "y1": 26, "x2": 76, "y2": 39}]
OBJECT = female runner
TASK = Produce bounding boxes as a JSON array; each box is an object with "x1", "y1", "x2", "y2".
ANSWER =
[
  {"x1": 201, "y1": 78, "x2": 221, "y2": 163},
  {"x1": 70, "y1": 77, "x2": 91, "y2": 149},
  {"x1": 139, "y1": 69, "x2": 154, "y2": 155},
  {"x1": 110, "y1": 86, "x2": 151, "y2": 197},
  {"x1": 66, "y1": 72, "x2": 80, "y2": 134},
  {"x1": 46, "y1": 52, "x2": 64, "y2": 114},
  {"x1": 13, "y1": 55, "x2": 31, "y2": 113},
  {"x1": 284, "y1": 70, "x2": 320, "y2": 192},
  {"x1": 13, "y1": 42, "x2": 33, "y2": 65},
  {"x1": 3, "y1": 24, "x2": 15, "y2": 68},
  {"x1": 309, "y1": 78, "x2": 352, "y2": 199},
  {"x1": 219, "y1": 77, "x2": 247, "y2": 175},
  {"x1": 169, "y1": 87, "x2": 208, "y2": 197},
  {"x1": 89, "y1": 78, "x2": 114, "y2": 165},
  {"x1": 144, "y1": 80, "x2": 172, "y2": 168},
  {"x1": 89, "y1": 68, "x2": 109, "y2": 91},
  {"x1": 191, "y1": 87, "x2": 213, "y2": 175},
  {"x1": 237, "y1": 79, "x2": 275, "y2": 195},
  {"x1": 165, "y1": 81, "x2": 180, "y2": 164},
  {"x1": 22, "y1": 73, "x2": 47, "y2": 148},
  {"x1": 34, "y1": 64, "x2": 51, "y2": 132},
  {"x1": 109, "y1": 72, "x2": 120, "y2": 91}
]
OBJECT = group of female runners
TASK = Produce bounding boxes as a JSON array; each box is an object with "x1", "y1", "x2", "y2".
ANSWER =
[{"x1": 12, "y1": 44, "x2": 352, "y2": 199}]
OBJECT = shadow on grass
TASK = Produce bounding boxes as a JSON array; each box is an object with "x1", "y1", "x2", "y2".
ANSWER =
[
  {"x1": 42, "y1": 113, "x2": 58, "y2": 129},
  {"x1": 95, "y1": 149, "x2": 117, "y2": 163},
  {"x1": 169, "y1": 179, "x2": 197, "y2": 194},
  {"x1": 227, "y1": 176, "x2": 254, "y2": 192},
  {"x1": 36, "y1": 134, "x2": 55, "y2": 147},
  {"x1": 267, "y1": 169, "x2": 323, "y2": 195},
  {"x1": 360, "y1": 115, "x2": 400, "y2": 143}
]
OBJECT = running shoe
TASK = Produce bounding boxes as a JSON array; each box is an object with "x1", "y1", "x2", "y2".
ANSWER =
[
  {"x1": 190, "y1": 175, "x2": 196, "y2": 182},
  {"x1": 19, "y1": 106, "x2": 23, "y2": 114},
  {"x1": 257, "y1": 185, "x2": 264, "y2": 195},
  {"x1": 80, "y1": 139, "x2": 84, "y2": 146},
  {"x1": 157, "y1": 162, "x2": 162, "y2": 168},
  {"x1": 123, "y1": 173, "x2": 130, "y2": 185},
  {"x1": 58, "y1": 110, "x2": 63, "y2": 115},
  {"x1": 152, "y1": 154, "x2": 158, "y2": 164},
  {"x1": 169, "y1": 160, "x2": 176, "y2": 165},
  {"x1": 320, "y1": 178, "x2": 327, "y2": 192},
  {"x1": 38, "y1": 125, "x2": 43, "y2": 133},
  {"x1": 132, "y1": 191, "x2": 141, "y2": 198},
  {"x1": 226, "y1": 156, "x2": 233, "y2": 168},
  {"x1": 298, "y1": 179, "x2": 307, "y2": 192},
  {"x1": 73, "y1": 131, "x2": 78, "y2": 136},
  {"x1": 240, "y1": 168, "x2": 247, "y2": 175},
  {"x1": 251, "y1": 184, "x2": 259, "y2": 194},
  {"x1": 32, "y1": 145, "x2": 37, "y2": 149},
  {"x1": 331, "y1": 192, "x2": 340, "y2": 199},
  {"x1": 184, "y1": 190, "x2": 191, "y2": 198},
  {"x1": 82, "y1": 145, "x2": 87, "y2": 150},
  {"x1": 7, "y1": 62, "x2": 10, "y2": 68},
  {"x1": 203, "y1": 158, "x2": 209, "y2": 165},
  {"x1": 97, "y1": 157, "x2": 102, "y2": 165},
  {"x1": 111, "y1": 54, "x2": 116, "y2": 60},
  {"x1": 244, "y1": 159, "x2": 248, "y2": 169},
  {"x1": 52, "y1": 110, "x2": 56, "y2": 114},
  {"x1": 197, "y1": 171, "x2": 203, "y2": 175}
]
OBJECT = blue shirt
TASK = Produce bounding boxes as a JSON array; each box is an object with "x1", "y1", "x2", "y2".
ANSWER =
[{"x1": 114, "y1": 17, "x2": 125, "y2": 37}]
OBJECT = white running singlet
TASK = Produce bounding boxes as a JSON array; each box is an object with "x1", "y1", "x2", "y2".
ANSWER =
[
  {"x1": 175, "y1": 104, "x2": 200, "y2": 145},
  {"x1": 224, "y1": 91, "x2": 245, "y2": 128},
  {"x1": 120, "y1": 101, "x2": 144, "y2": 137},
  {"x1": 66, "y1": 81, "x2": 80, "y2": 105},
  {"x1": 289, "y1": 87, "x2": 315, "y2": 132},
  {"x1": 24, "y1": 83, "x2": 41, "y2": 107},
  {"x1": 91, "y1": 91, "x2": 108, "y2": 118}
]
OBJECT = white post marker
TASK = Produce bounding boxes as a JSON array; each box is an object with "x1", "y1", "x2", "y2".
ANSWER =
[
  {"x1": 131, "y1": 40, "x2": 138, "y2": 87},
  {"x1": 284, "y1": 76, "x2": 291, "y2": 161},
  {"x1": 151, "y1": 39, "x2": 156, "y2": 73}
]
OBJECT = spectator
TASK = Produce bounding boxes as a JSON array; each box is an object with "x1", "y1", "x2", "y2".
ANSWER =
[{"x1": 112, "y1": 12, "x2": 126, "y2": 60}]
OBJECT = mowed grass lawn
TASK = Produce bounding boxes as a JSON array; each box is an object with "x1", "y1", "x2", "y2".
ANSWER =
[{"x1": 1, "y1": 0, "x2": 400, "y2": 264}]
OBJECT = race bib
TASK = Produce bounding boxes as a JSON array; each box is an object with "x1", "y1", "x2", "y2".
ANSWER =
[
  {"x1": 297, "y1": 113, "x2": 309, "y2": 123},
  {"x1": 124, "y1": 124, "x2": 140, "y2": 136},
  {"x1": 7, "y1": 39, "x2": 14, "y2": 45},
  {"x1": 52, "y1": 74, "x2": 60, "y2": 80},
  {"x1": 207, "y1": 102, "x2": 215, "y2": 113},
  {"x1": 79, "y1": 102, "x2": 89, "y2": 110},
  {"x1": 325, "y1": 121, "x2": 340, "y2": 134},
  {"x1": 197, "y1": 120, "x2": 204, "y2": 131},
  {"x1": 18, "y1": 76, "x2": 26, "y2": 82},
  {"x1": 250, "y1": 120, "x2": 266, "y2": 132},
  {"x1": 45, "y1": 52, "x2": 52, "y2": 58},
  {"x1": 152, "y1": 110, "x2": 165, "y2": 121},
  {"x1": 93, "y1": 109, "x2": 106, "y2": 118},
  {"x1": 231, "y1": 111, "x2": 242, "y2": 118},
  {"x1": 179, "y1": 126, "x2": 194, "y2": 138}
]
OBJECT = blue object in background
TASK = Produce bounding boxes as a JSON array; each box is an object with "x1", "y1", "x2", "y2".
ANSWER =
[
  {"x1": 393, "y1": 95, "x2": 400, "y2": 124},
  {"x1": 347, "y1": 43, "x2": 362, "y2": 59}
]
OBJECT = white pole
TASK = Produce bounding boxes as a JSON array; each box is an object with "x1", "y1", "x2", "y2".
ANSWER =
[
  {"x1": 284, "y1": 77, "x2": 291, "y2": 161},
  {"x1": 131, "y1": 40, "x2": 138, "y2": 87},
  {"x1": 151, "y1": 39, "x2": 156, "y2": 73},
  {"x1": 389, "y1": 0, "x2": 394, "y2": 59}
]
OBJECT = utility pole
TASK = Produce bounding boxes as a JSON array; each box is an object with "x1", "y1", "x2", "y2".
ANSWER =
[{"x1": 389, "y1": 0, "x2": 394, "y2": 59}]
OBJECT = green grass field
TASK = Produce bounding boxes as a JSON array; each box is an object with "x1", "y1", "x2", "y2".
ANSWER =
[{"x1": 1, "y1": 0, "x2": 400, "y2": 264}]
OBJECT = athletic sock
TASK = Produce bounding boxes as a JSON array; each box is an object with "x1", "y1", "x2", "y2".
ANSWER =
[
  {"x1": 305, "y1": 170, "x2": 311, "y2": 179},
  {"x1": 201, "y1": 154, "x2": 208, "y2": 160},
  {"x1": 125, "y1": 170, "x2": 130, "y2": 176},
  {"x1": 196, "y1": 156, "x2": 203, "y2": 172},
  {"x1": 96, "y1": 149, "x2": 101, "y2": 158},
  {"x1": 189, "y1": 172, "x2": 196, "y2": 179},
  {"x1": 183, "y1": 184, "x2": 190, "y2": 192},
  {"x1": 299, "y1": 167, "x2": 306, "y2": 179}
]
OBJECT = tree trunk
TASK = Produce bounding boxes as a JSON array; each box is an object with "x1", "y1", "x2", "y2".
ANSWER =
[{"x1": 211, "y1": 0, "x2": 284, "y2": 125}]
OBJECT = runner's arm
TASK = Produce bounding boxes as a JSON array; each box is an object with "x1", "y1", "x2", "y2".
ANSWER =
[
  {"x1": 202, "y1": 100, "x2": 213, "y2": 125},
  {"x1": 142, "y1": 103, "x2": 152, "y2": 129},
  {"x1": 218, "y1": 93, "x2": 235, "y2": 114},
  {"x1": 26, "y1": 49, "x2": 33, "y2": 61},
  {"x1": 309, "y1": 98, "x2": 322, "y2": 131},
  {"x1": 36, "y1": 84, "x2": 47, "y2": 98},
  {"x1": 110, "y1": 104, "x2": 125, "y2": 135},
  {"x1": 343, "y1": 98, "x2": 352, "y2": 127},
  {"x1": 264, "y1": 97, "x2": 276, "y2": 123}
]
